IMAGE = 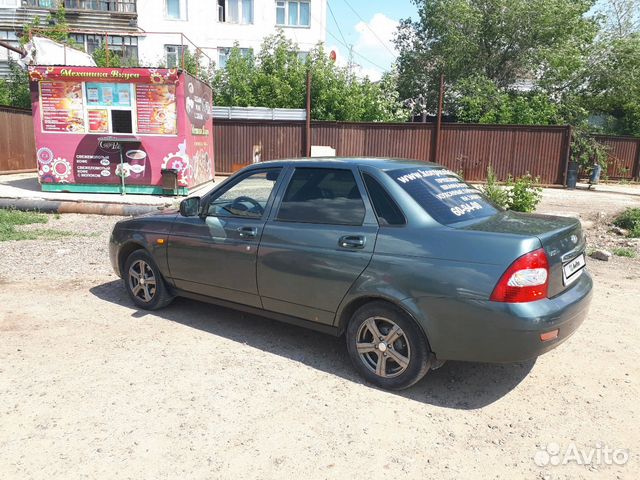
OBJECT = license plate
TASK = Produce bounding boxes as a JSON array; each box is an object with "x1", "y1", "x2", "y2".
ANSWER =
[{"x1": 563, "y1": 254, "x2": 586, "y2": 285}]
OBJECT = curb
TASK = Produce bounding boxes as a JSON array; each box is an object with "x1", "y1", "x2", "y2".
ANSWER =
[{"x1": 0, "y1": 198, "x2": 172, "y2": 216}]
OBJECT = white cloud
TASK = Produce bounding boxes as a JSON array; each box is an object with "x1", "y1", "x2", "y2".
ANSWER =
[
  {"x1": 352, "y1": 13, "x2": 399, "y2": 81},
  {"x1": 354, "y1": 13, "x2": 399, "y2": 57},
  {"x1": 325, "y1": 13, "x2": 399, "y2": 82}
]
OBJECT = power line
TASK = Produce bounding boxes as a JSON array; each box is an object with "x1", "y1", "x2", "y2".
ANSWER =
[
  {"x1": 307, "y1": 4, "x2": 388, "y2": 72},
  {"x1": 327, "y1": 1, "x2": 349, "y2": 48},
  {"x1": 325, "y1": 28, "x2": 387, "y2": 71},
  {"x1": 340, "y1": 0, "x2": 397, "y2": 58}
]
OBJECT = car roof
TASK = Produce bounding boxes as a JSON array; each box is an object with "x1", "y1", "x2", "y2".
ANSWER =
[{"x1": 245, "y1": 157, "x2": 442, "y2": 172}]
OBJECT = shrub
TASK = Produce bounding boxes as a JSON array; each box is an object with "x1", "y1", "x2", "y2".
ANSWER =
[
  {"x1": 482, "y1": 166, "x2": 509, "y2": 209},
  {"x1": 481, "y1": 167, "x2": 543, "y2": 213},
  {"x1": 613, "y1": 208, "x2": 640, "y2": 238},
  {"x1": 506, "y1": 173, "x2": 543, "y2": 213}
]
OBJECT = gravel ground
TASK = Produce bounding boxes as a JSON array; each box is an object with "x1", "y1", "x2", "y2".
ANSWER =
[{"x1": 1, "y1": 186, "x2": 639, "y2": 480}]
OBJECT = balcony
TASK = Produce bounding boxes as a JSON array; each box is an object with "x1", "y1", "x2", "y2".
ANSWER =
[{"x1": 23, "y1": 1, "x2": 136, "y2": 13}]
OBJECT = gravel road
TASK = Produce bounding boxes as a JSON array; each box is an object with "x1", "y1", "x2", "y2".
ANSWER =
[{"x1": 1, "y1": 186, "x2": 639, "y2": 480}]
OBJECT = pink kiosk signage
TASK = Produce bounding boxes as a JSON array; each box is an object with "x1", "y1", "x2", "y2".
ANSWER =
[{"x1": 29, "y1": 66, "x2": 214, "y2": 194}]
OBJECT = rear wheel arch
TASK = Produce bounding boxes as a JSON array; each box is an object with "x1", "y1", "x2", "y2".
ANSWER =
[{"x1": 337, "y1": 296, "x2": 431, "y2": 349}]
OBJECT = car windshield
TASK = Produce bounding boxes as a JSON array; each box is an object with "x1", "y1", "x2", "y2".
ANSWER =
[{"x1": 388, "y1": 167, "x2": 499, "y2": 225}]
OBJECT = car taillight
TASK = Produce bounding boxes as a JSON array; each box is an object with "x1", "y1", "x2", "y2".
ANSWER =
[{"x1": 490, "y1": 248, "x2": 549, "y2": 303}]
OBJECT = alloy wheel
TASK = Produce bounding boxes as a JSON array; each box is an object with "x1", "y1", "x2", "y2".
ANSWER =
[
  {"x1": 128, "y1": 259, "x2": 157, "y2": 303},
  {"x1": 356, "y1": 316, "x2": 411, "y2": 378}
]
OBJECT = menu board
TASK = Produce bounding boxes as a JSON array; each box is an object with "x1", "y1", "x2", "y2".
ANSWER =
[
  {"x1": 40, "y1": 81, "x2": 85, "y2": 133},
  {"x1": 86, "y1": 82, "x2": 132, "y2": 107},
  {"x1": 88, "y1": 109, "x2": 109, "y2": 133},
  {"x1": 135, "y1": 84, "x2": 177, "y2": 135}
]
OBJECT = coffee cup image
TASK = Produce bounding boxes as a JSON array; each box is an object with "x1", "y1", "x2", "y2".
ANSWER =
[{"x1": 125, "y1": 150, "x2": 147, "y2": 178}]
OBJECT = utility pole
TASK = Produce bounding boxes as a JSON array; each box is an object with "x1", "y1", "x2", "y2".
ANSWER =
[
  {"x1": 432, "y1": 73, "x2": 445, "y2": 164},
  {"x1": 305, "y1": 70, "x2": 312, "y2": 157}
]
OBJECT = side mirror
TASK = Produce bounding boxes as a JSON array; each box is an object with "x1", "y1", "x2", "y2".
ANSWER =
[{"x1": 179, "y1": 196, "x2": 201, "y2": 217}]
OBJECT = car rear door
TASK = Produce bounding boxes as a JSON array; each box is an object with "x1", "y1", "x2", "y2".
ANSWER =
[
  {"x1": 167, "y1": 167, "x2": 283, "y2": 308},
  {"x1": 257, "y1": 166, "x2": 378, "y2": 325}
]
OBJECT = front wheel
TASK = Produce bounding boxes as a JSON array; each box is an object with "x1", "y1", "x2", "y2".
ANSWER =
[
  {"x1": 346, "y1": 301, "x2": 431, "y2": 390},
  {"x1": 124, "y1": 250, "x2": 174, "y2": 310}
]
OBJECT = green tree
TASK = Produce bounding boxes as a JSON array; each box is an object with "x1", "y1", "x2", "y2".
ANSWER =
[
  {"x1": 211, "y1": 45, "x2": 257, "y2": 105},
  {"x1": 395, "y1": 0, "x2": 598, "y2": 115},
  {"x1": 211, "y1": 32, "x2": 408, "y2": 122},
  {"x1": 91, "y1": 46, "x2": 122, "y2": 68},
  {"x1": 447, "y1": 75, "x2": 561, "y2": 124},
  {"x1": 22, "y1": 6, "x2": 73, "y2": 46},
  {"x1": 0, "y1": 61, "x2": 31, "y2": 109},
  {"x1": 583, "y1": 33, "x2": 640, "y2": 136}
]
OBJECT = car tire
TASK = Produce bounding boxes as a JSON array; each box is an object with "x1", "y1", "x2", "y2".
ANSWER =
[
  {"x1": 123, "y1": 250, "x2": 174, "y2": 310},
  {"x1": 346, "y1": 301, "x2": 431, "y2": 390}
]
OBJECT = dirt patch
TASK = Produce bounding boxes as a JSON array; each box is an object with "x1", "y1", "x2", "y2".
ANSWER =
[{"x1": 0, "y1": 193, "x2": 639, "y2": 479}]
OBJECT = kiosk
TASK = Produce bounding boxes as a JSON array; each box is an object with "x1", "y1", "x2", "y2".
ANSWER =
[{"x1": 28, "y1": 66, "x2": 214, "y2": 195}]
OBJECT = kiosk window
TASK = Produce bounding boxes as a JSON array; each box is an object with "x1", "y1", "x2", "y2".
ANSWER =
[{"x1": 111, "y1": 110, "x2": 133, "y2": 133}]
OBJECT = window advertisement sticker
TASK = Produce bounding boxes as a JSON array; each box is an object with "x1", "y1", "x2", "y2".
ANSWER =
[
  {"x1": 86, "y1": 82, "x2": 132, "y2": 106},
  {"x1": 390, "y1": 168, "x2": 499, "y2": 225}
]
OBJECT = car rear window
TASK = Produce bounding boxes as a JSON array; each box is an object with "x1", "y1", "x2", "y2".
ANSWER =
[{"x1": 388, "y1": 167, "x2": 499, "y2": 225}]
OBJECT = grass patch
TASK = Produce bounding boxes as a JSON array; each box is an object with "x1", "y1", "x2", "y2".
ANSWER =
[
  {"x1": 0, "y1": 208, "x2": 48, "y2": 226},
  {"x1": 0, "y1": 208, "x2": 77, "y2": 242},
  {"x1": 613, "y1": 208, "x2": 640, "y2": 238},
  {"x1": 612, "y1": 247, "x2": 637, "y2": 258}
]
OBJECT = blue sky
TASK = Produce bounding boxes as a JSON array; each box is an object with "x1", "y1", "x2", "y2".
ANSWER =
[{"x1": 324, "y1": 0, "x2": 418, "y2": 80}]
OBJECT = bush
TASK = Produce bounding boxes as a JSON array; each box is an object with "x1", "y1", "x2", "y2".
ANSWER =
[
  {"x1": 506, "y1": 174, "x2": 543, "y2": 213},
  {"x1": 613, "y1": 208, "x2": 640, "y2": 238},
  {"x1": 481, "y1": 167, "x2": 543, "y2": 213},
  {"x1": 482, "y1": 166, "x2": 509, "y2": 209}
]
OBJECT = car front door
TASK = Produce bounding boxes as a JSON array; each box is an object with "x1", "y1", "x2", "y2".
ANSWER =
[
  {"x1": 257, "y1": 167, "x2": 378, "y2": 325},
  {"x1": 167, "y1": 167, "x2": 283, "y2": 307}
]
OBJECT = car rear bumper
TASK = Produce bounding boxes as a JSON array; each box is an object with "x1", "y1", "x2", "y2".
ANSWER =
[{"x1": 407, "y1": 270, "x2": 593, "y2": 363}]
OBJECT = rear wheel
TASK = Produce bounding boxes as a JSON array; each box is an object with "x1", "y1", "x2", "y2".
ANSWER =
[
  {"x1": 346, "y1": 301, "x2": 431, "y2": 390},
  {"x1": 124, "y1": 250, "x2": 174, "y2": 310}
]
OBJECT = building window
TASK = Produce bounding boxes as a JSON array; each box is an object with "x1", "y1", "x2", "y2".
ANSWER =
[
  {"x1": 217, "y1": 47, "x2": 251, "y2": 69},
  {"x1": 69, "y1": 33, "x2": 138, "y2": 63},
  {"x1": 54, "y1": 1, "x2": 137, "y2": 12},
  {"x1": 165, "y1": 0, "x2": 184, "y2": 19},
  {"x1": 165, "y1": 45, "x2": 185, "y2": 68},
  {"x1": 276, "y1": 1, "x2": 310, "y2": 27},
  {"x1": 218, "y1": 0, "x2": 253, "y2": 24},
  {"x1": 0, "y1": 31, "x2": 19, "y2": 62},
  {"x1": 0, "y1": 0, "x2": 19, "y2": 8}
]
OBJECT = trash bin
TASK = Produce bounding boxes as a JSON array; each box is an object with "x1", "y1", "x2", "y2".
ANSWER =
[
  {"x1": 589, "y1": 164, "x2": 602, "y2": 186},
  {"x1": 161, "y1": 169, "x2": 179, "y2": 196},
  {"x1": 566, "y1": 161, "x2": 579, "y2": 189}
]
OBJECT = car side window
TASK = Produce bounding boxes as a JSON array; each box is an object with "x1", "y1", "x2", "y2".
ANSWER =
[
  {"x1": 276, "y1": 168, "x2": 366, "y2": 226},
  {"x1": 206, "y1": 168, "x2": 282, "y2": 219},
  {"x1": 362, "y1": 173, "x2": 406, "y2": 226}
]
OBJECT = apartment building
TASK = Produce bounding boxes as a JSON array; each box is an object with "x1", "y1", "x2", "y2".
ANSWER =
[
  {"x1": 0, "y1": 1, "x2": 139, "y2": 76},
  {"x1": 0, "y1": 1, "x2": 327, "y2": 77},
  {"x1": 136, "y1": 0, "x2": 327, "y2": 68}
]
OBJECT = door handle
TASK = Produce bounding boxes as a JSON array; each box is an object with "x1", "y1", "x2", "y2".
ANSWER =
[
  {"x1": 339, "y1": 235, "x2": 366, "y2": 249},
  {"x1": 237, "y1": 226, "x2": 258, "y2": 238}
]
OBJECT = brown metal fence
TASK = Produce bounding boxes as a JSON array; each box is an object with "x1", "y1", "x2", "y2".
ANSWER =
[
  {"x1": 2, "y1": 107, "x2": 639, "y2": 185},
  {"x1": 0, "y1": 107, "x2": 37, "y2": 174},
  {"x1": 215, "y1": 120, "x2": 573, "y2": 184},
  {"x1": 594, "y1": 134, "x2": 640, "y2": 180}
]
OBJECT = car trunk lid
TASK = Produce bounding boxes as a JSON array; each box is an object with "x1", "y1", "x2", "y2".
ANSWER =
[{"x1": 460, "y1": 211, "x2": 586, "y2": 297}]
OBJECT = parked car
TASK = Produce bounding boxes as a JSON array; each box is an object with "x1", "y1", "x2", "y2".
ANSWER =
[{"x1": 109, "y1": 158, "x2": 593, "y2": 390}]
